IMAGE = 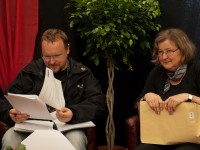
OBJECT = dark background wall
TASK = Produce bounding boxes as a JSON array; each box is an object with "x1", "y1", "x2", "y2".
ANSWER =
[
  {"x1": 34, "y1": 0, "x2": 200, "y2": 147},
  {"x1": 159, "y1": 0, "x2": 200, "y2": 57}
]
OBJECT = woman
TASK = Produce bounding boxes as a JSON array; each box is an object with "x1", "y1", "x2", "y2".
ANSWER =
[{"x1": 136, "y1": 28, "x2": 200, "y2": 150}]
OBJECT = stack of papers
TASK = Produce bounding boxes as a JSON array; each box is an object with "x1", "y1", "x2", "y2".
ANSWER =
[
  {"x1": 5, "y1": 93, "x2": 54, "y2": 120},
  {"x1": 14, "y1": 118, "x2": 95, "y2": 133}
]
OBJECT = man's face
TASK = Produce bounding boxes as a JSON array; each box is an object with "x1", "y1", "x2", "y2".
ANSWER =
[{"x1": 42, "y1": 38, "x2": 69, "y2": 73}]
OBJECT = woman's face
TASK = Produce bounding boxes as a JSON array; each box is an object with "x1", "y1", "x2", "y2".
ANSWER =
[{"x1": 158, "y1": 39, "x2": 182, "y2": 72}]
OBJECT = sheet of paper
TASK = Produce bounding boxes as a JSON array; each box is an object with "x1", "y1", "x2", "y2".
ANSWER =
[
  {"x1": 39, "y1": 67, "x2": 65, "y2": 109},
  {"x1": 14, "y1": 120, "x2": 54, "y2": 132},
  {"x1": 21, "y1": 130, "x2": 76, "y2": 150},
  {"x1": 13, "y1": 111, "x2": 95, "y2": 133},
  {"x1": 5, "y1": 93, "x2": 54, "y2": 120},
  {"x1": 55, "y1": 119, "x2": 95, "y2": 132},
  {"x1": 50, "y1": 111, "x2": 95, "y2": 132}
]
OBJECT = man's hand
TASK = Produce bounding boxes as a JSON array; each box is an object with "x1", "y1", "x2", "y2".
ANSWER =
[
  {"x1": 56, "y1": 108, "x2": 73, "y2": 123},
  {"x1": 9, "y1": 108, "x2": 30, "y2": 123}
]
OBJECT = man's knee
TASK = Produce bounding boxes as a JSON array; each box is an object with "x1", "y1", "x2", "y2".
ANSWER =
[
  {"x1": 64, "y1": 129, "x2": 87, "y2": 150},
  {"x1": 1, "y1": 127, "x2": 29, "y2": 150}
]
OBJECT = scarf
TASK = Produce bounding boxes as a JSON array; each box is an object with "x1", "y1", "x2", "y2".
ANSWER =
[{"x1": 163, "y1": 64, "x2": 187, "y2": 94}]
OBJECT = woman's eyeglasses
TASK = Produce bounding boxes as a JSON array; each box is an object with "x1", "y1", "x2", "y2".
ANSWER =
[{"x1": 158, "y1": 48, "x2": 179, "y2": 57}]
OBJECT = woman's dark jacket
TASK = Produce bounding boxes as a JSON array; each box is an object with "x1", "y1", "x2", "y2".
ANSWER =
[{"x1": 0, "y1": 57, "x2": 106, "y2": 126}]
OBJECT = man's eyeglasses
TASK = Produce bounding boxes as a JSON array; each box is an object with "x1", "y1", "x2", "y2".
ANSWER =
[
  {"x1": 42, "y1": 54, "x2": 63, "y2": 61},
  {"x1": 157, "y1": 48, "x2": 179, "y2": 57}
]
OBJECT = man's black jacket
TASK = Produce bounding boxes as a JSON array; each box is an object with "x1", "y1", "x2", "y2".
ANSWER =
[{"x1": 0, "y1": 57, "x2": 106, "y2": 126}]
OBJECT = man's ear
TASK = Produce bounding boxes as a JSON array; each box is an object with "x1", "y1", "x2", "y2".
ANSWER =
[{"x1": 66, "y1": 44, "x2": 70, "y2": 54}]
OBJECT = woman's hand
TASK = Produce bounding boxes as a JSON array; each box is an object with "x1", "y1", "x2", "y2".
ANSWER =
[
  {"x1": 143, "y1": 92, "x2": 164, "y2": 115},
  {"x1": 56, "y1": 107, "x2": 73, "y2": 123},
  {"x1": 165, "y1": 93, "x2": 189, "y2": 115},
  {"x1": 9, "y1": 108, "x2": 30, "y2": 123}
]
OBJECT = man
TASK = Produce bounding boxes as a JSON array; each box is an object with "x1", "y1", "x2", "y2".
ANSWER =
[{"x1": 1, "y1": 29, "x2": 106, "y2": 150}]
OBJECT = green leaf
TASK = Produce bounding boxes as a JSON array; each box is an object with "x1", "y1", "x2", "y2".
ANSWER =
[
  {"x1": 6, "y1": 146, "x2": 13, "y2": 150},
  {"x1": 115, "y1": 40, "x2": 120, "y2": 46},
  {"x1": 129, "y1": 39, "x2": 133, "y2": 46},
  {"x1": 65, "y1": 0, "x2": 161, "y2": 69},
  {"x1": 69, "y1": 21, "x2": 74, "y2": 28},
  {"x1": 16, "y1": 144, "x2": 26, "y2": 150}
]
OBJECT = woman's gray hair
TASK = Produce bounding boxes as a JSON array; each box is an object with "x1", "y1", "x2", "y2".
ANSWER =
[{"x1": 151, "y1": 28, "x2": 196, "y2": 65}]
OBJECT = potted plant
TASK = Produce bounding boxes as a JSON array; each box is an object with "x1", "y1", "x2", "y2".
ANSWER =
[
  {"x1": 65, "y1": 0, "x2": 161, "y2": 149},
  {"x1": 6, "y1": 144, "x2": 26, "y2": 150}
]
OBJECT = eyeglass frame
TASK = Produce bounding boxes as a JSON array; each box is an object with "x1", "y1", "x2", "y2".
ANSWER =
[
  {"x1": 42, "y1": 53, "x2": 65, "y2": 61},
  {"x1": 157, "y1": 48, "x2": 179, "y2": 57}
]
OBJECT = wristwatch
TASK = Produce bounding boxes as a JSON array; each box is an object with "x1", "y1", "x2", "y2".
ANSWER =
[{"x1": 188, "y1": 94, "x2": 193, "y2": 102}]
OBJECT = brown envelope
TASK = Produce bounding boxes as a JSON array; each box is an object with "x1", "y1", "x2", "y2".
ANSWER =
[{"x1": 140, "y1": 101, "x2": 200, "y2": 145}]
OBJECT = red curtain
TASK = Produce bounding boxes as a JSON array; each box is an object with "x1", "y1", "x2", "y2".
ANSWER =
[{"x1": 0, "y1": 0, "x2": 38, "y2": 93}]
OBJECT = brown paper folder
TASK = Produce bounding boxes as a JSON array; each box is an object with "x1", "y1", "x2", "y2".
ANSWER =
[{"x1": 140, "y1": 101, "x2": 200, "y2": 145}]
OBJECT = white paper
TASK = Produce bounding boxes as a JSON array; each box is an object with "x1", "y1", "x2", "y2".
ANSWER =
[
  {"x1": 50, "y1": 111, "x2": 95, "y2": 132},
  {"x1": 21, "y1": 130, "x2": 76, "y2": 150},
  {"x1": 5, "y1": 93, "x2": 54, "y2": 120},
  {"x1": 14, "y1": 111, "x2": 95, "y2": 133},
  {"x1": 4, "y1": 67, "x2": 66, "y2": 120},
  {"x1": 14, "y1": 120, "x2": 54, "y2": 132},
  {"x1": 39, "y1": 67, "x2": 65, "y2": 109},
  {"x1": 14, "y1": 119, "x2": 95, "y2": 133},
  {"x1": 55, "y1": 120, "x2": 95, "y2": 132}
]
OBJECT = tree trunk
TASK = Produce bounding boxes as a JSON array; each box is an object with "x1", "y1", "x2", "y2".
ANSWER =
[{"x1": 105, "y1": 59, "x2": 115, "y2": 150}]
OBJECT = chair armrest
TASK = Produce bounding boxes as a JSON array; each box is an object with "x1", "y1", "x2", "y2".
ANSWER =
[
  {"x1": 86, "y1": 127, "x2": 97, "y2": 150},
  {"x1": 0, "y1": 121, "x2": 10, "y2": 148},
  {"x1": 126, "y1": 115, "x2": 140, "y2": 150},
  {"x1": 0, "y1": 121, "x2": 10, "y2": 139}
]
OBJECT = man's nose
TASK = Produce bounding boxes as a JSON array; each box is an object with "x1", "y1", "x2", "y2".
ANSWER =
[{"x1": 49, "y1": 56, "x2": 56, "y2": 63}]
